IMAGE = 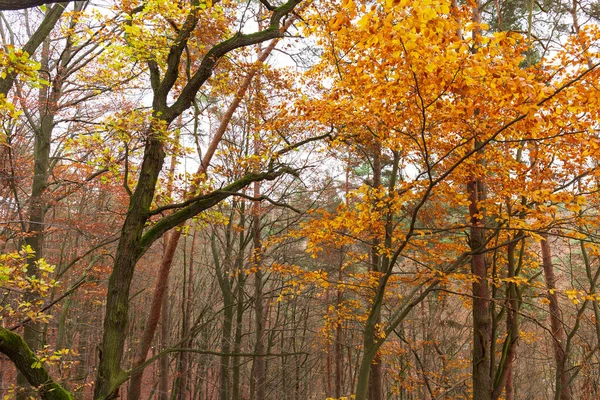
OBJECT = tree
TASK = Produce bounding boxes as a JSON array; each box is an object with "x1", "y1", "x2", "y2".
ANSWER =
[
  {"x1": 286, "y1": 0, "x2": 600, "y2": 399},
  {"x1": 0, "y1": 1, "x2": 308, "y2": 398}
]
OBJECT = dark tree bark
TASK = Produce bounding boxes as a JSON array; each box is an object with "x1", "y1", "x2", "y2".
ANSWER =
[
  {"x1": 367, "y1": 146, "x2": 383, "y2": 400},
  {"x1": 468, "y1": 176, "x2": 492, "y2": 400},
  {"x1": 126, "y1": 231, "x2": 179, "y2": 400},
  {"x1": 174, "y1": 228, "x2": 196, "y2": 400},
  {"x1": 18, "y1": 4, "x2": 81, "y2": 393},
  {"x1": 232, "y1": 207, "x2": 247, "y2": 400},
  {"x1": 213, "y1": 225, "x2": 234, "y2": 400},
  {"x1": 469, "y1": 1, "x2": 491, "y2": 393},
  {"x1": 491, "y1": 240, "x2": 521, "y2": 400}
]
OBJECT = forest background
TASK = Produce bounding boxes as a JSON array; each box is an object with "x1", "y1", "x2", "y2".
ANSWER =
[{"x1": 1, "y1": 0, "x2": 600, "y2": 399}]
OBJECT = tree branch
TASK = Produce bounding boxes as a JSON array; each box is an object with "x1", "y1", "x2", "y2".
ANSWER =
[
  {"x1": 0, "y1": 0, "x2": 71, "y2": 10},
  {"x1": 0, "y1": 328, "x2": 73, "y2": 399},
  {"x1": 166, "y1": 0, "x2": 303, "y2": 121},
  {"x1": 0, "y1": 3, "x2": 66, "y2": 94},
  {"x1": 138, "y1": 166, "x2": 297, "y2": 259}
]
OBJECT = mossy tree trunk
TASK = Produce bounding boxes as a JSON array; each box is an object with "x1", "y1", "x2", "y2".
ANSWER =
[{"x1": 0, "y1": 328, "x2": 73, "y2": 400}]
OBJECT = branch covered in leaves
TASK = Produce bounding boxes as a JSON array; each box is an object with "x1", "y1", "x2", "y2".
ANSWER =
[
  {"x1": 166, "y1": 0, "x2": 303, "y2": 121},
  {"x1": 0, "y1": 3, "x2": 66, "y2": 94}
]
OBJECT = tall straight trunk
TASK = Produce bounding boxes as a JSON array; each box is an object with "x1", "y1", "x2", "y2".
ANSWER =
[
  {"x1": 232, "y1": 275, "x2": 245, "y2": 400},
  {"x1": 19, "y1": 93, "x2": 52, "y2": 398},
  {"x1": 368, "y1": 146, "x2": 383, "y2": 400},
  {"x1": 175, "y1": 228, "x2": 196, "y2": 400},
  {"x1": 215, "y1": 229, "x2": 235, "y2": 400},
  {"x1": 74, "y1": 318, "x2": 90, "y2": 385},
  {"x1": 469, "y1": 0, "x2": 490, "y2": 388},
  {"x1": 251, "y1": 172, "x2": 266, "y2": 400},
  {"x1": 357, "y1": 151, "x2": 400, "y2": 400},
  {"x1": 469, "y1": 176, "x2": 491, "y2": 400},
  {"x1": 18, "y1": 28, "x2": 61, "y2": 396},
  {"x1": 464, "y1": 0, "x2": 493, "y2": 383},
  {"x1": 491, "y1": 240, "x2": 521, "y2": 400},
  {"x1": 355, "y1": 297, "x2": 382, "y2": 400},
  {"x1": 335, "y1": 279, "x2": 343, "y2": 398},
  {"x1": 232, "y1": 204, "x2": 247, "y2": 400},
  {"x1": 540, "y1": 234, "x2": 571, "y2": 400},
  {"x1": 326, "y1": 288, "x2": 333, "y2": 397},
  {"x1": 505, "y1": 366, "x2": 514, "y2": 400},
  {"x1": 159, "y1": 277, "x2": 170, "y2": 400}
]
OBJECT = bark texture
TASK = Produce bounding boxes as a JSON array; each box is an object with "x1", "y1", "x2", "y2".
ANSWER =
[{"x1": 469, "y1": 178, "x2": 492, "y2": 400}]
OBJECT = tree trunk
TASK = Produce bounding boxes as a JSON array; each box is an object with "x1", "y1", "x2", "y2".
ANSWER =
[
  {"x1": 469, "y1": 176, "x2": 491, "y2": 400},
  {"x1": 175, "y1": 228, "x2": 196, "y2": 400},
  {"x1": 94, "y1": 132, "x2": 167, "y2": 400},
  {"x1": 491, "y1": 240, "x2": 521, "y2": 400},
  {"x1": 232, "y1": 244, "x2": 246, "y2": 400},
  {"x1": 128, "y1": 127, "x2": 181, "y2": 400},
  {"x1": 213, "y1": 223, "x2": 235, "y2": 400},
  {"x1": 326, "y1": 288, "x2": 333, "y2": 397},
  {"x1": 367, "y1": 148, "x2": 383, "y2": 400},
  {"x1": 251, "y1": 178, "x2": 266, "y2": 400},
  {"x1": 127, "y1": 231, "x2": 179, "y2": 400},
  {"x1": 355, "y1": 316, "x2": 380, "y2": 400},
  {"x1": 540, "y1": 234, "x2": 571, "y2": 400},
  {"x1": 505, "y1": 366, "x2": 514, "y2": 400},
  {"x1": 159, "y1": 277, "x2": 170, "y2": 400},
  {"x1": 335, "y1": 287, "x2": 343, "y2": 399},
  {"x1": 19, "y1": 28, "x2": 61, "y2": 397}
]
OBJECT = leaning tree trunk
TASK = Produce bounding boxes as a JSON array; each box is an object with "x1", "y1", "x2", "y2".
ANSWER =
[
  {"x1": 128, "y1": 129, "x2": 180, "y2": 400},
  {"x1": 126, "y1": 31, "x2": 289, "y2": 398}
]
